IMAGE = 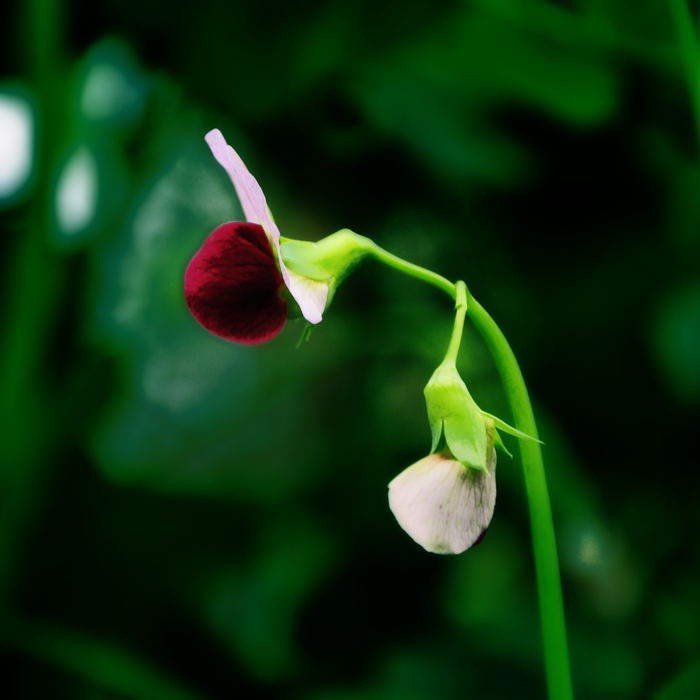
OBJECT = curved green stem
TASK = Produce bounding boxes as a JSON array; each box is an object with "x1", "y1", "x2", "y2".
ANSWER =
[
  {"x1": 444, "y1": 281, "x2": 468, "y2": 365},
  {"x1": 369, "y1": 245, "x2": 573, "y2": 699},
  {"x1": 368, "y1": 242, "x2": 456, "y2": 298},
  {"x1": 466, "y1": 295, "x2": 573, "y2": 700}
]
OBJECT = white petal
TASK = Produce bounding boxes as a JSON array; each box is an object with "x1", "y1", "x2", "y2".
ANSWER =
[
  {"x1": 388, "y1": 453, "x2": 496, "y2": 554},
  {"x1": 285, "y1": 271, "x2": 329, "y2": 324}
]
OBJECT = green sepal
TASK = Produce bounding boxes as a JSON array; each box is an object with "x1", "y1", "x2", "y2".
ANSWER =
[
  {"x1": 424, "y1": 361, "x2": 489, "y2": 470},
  {"x1": 480, "y1": 410, "x2": 543, "y2": 444},
  {"x1": 493, "y1": 429, "x2": 513, "y2": 458},
  {"x1": 429, "y1": 419, "x2": 443, "y2": 453},
  {"x1": 296, "y1": 324, "x2": 313, "y2": 347},
  {"x1": 281, "y1": 229, "x2": 371, "y2": 284}
]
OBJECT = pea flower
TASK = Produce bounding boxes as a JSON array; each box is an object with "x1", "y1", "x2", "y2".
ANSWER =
[
  {"x1": 386, "y1": 282, "x2": 496, "y2": 554},
  {"x1": 387, "y1": 281, "x2": 539, "y2": 555},
  {"x1": 389, "y1": 419, "x2": 497, "y2": 555},
  {"x1": 184, "y1": 129, "x2": 331, "y2": 343},
  {"x1": 389, "y1": 353, "x2": 539, "y2": 554}
]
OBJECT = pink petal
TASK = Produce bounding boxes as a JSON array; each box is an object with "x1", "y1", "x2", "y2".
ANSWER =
[
  {"x1": 204, "y1": 128, "x2": 326, "y2": 325},
  {"x1": 204, "y1": 129, "x2": 282, "y2": 245}
]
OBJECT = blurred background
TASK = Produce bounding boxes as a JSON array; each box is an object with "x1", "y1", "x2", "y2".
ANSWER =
[{"x1": 1, "y1": 0, "x2": 699, "y2": 698}]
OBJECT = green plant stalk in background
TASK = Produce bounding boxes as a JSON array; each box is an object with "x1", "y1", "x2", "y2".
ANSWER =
[
  {"x1": 0, "y1": 0, "x2": 66, "y2": 603},
  {"x1": 369, "y1": 242, "x2": 574, "y2": 700}
]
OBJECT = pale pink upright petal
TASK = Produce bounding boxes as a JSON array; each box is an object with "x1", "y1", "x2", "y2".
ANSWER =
[
  {"x1": 204, "y1": 129, "x2": 282, "y2": 244},
  {"x1": 205, "y1": 128, "x2": 326, "y2": 325}
]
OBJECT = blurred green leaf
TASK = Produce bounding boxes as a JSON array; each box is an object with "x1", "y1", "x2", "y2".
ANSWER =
[
  {"x1": 2, "y1": 618, "x2": 203, "y2": 700},
  {"x1": 655, "y1": 659, "x2": 700, "y2": 700},
  {"x1": 441, "y1": 523, "x2": 536, "y2": 662},
  {"x1": 349, "y1": 3, "x2": 617, "y2": 186},
  {"x1": 652, "y1": 280, "x2": 700, "y2": 402},
  {"x1": 77, "y1": 38, "x2": 149, "y2": 128},
  {"x1": 202, "y1": 517, "x2": 336, "y2": 681}
]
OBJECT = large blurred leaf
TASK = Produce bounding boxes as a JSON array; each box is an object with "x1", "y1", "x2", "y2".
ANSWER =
[
  {"x1": 655, "y1": 659, "x2": 700, "y2": 700},
  {"x1": 201, "y1": 516, "x2": 335, "y2": 681},
  {"x1": 652, "y1": 280, "x2": 700, "y2": 403},
  {"x1": 348, "y1": 3, "x2": 618, "y2": 185}
]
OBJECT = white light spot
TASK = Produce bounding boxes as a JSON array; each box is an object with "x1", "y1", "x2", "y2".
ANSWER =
[
  {"x1": 0, "y1": 94, "x2": 33, "y2": 199},
  {"x1": 56, "y1": 147, "x2": 98, "y2": 234}
]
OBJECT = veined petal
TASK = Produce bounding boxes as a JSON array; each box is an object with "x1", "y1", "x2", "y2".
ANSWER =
[
  {"x1": 204, "y1": 129, "x2": 325, "y2": 325},
  {"x1": 184, "y1": 222, "x2": 287, "y2": 344},
  {"x1": 388, "y1": 452, "x2": 496, "y2": 554}
]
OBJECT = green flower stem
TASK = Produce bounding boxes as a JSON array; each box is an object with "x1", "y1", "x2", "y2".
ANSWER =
[
  {"x1": 0, "y1": 0, "x2": 65, "y2": 605},
  {"x1": 466, "y1": 295, "x2": 573, "y2": 700},
  {"x1": 444, "y1": 281, "x2": 468, "y2": 365},
  {"x1": 368, "y1": 242, "x2": 456, "y2": 297},
  {"x1": 368, "y1": 245, "x2": 573, "y2": 700}
]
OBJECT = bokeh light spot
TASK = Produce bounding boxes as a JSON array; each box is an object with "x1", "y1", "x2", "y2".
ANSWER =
[
  {"x1": 56, "y1": 147, "x2": 98, "y2": 234},
  {"x1": 0, "y1": 92, "x2": 33, "y2": 200}
]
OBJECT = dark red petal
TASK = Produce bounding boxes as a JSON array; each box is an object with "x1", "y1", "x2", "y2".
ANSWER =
[{"x1": 184, "y1": 222, "x2": 287, "y2": 343}]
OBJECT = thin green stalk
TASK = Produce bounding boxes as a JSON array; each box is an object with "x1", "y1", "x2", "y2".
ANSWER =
[
  {"x1": 368, "y1": 242, "x2": 456, "y2": 298},
  {"x1": 444, "y1": 281, "x2": 468, "y2": 365},
  {"x1": 369, "y1": 246, "x2": 573, "y2": 699},
  {"x1": 466, "y1": 295, "x2": 573, "y2": 700},
  {"x1": 0, "y1": 0, "x2": 65, "y2": 603},
  {"x1": 669, "y1": 0, "x2": 700, "y2": 150}
]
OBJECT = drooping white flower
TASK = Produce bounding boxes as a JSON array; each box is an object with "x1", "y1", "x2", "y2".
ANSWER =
[{"x1": 388, "y1": 447, "x2": 496, "y2": 555}]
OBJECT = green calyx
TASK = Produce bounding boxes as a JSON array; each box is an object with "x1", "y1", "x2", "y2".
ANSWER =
[
  {"x1": 424, "y1": 361, "x2": 491, "y2": 470},
  {"x1": 424, "y1": 281, "x2": 492, "y2": 470},
  {"x1": 423, "y1": 280, "x2": 542, "y2": 468},
  {"x1": 481, "y1": 410, "x2": 542, "y2": 445},
  {"x1": 280, "y1": 229, "x2": 372, "y2": 289}
]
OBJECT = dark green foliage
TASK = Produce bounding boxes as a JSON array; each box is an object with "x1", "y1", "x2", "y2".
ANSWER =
[{"x1": 1, "y1": 1, "x2": 699, "y2": 698}]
